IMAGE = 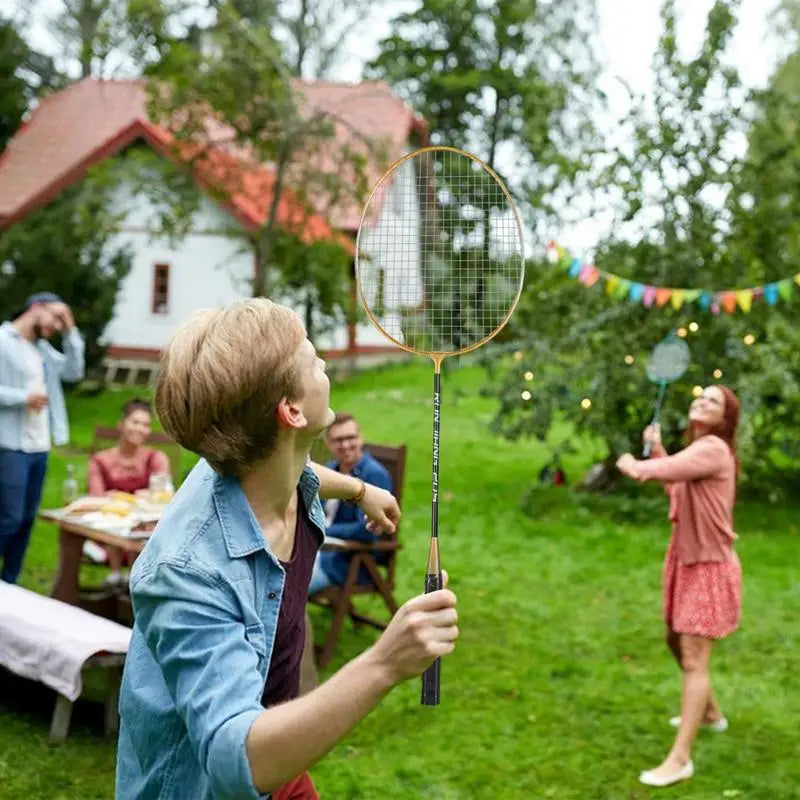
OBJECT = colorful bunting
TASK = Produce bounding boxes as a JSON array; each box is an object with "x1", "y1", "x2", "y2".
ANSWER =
[{"x1": 548, "y1": 240, "x2": 800, "y2": 315}]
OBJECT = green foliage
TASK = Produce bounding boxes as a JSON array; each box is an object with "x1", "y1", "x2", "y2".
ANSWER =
[
  {"x1": 366, "y1": 0, "x2": 600, "y2": 199},
  {"x1": 127, "y1": 1, "x2": 368, "y2": 335},
  {"x1": 491, "y1": 0, "x2": 800, "y2": 497},
  {"x1": 0, "y1": 17, "x2": 30, "y2": 151},
  {"x1": 0, "y1": 171, "x2": 132, "y2": 371}
]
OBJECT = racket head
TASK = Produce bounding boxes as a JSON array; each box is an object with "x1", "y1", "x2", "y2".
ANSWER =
[
  {"x1": 354, "y1": 146, "x2": 525, "y2": 358},
  {"x1": 646, "y1": 335, "x2": 690, "y2": 384}
]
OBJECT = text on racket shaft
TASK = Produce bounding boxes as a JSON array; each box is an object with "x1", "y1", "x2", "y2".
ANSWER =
[{"x1": 432, "y1": 391, "x2": 440, "y2": 503}]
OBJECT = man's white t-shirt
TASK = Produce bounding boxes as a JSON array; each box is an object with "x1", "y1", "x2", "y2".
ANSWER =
[{"x1": 19, "y1": 338, "x2": 50, "y2": 453}]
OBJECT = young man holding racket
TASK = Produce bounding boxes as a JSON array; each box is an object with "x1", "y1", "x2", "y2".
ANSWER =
[{"x1": 115, "y1": 298, "x2": 458, "y2": 800}]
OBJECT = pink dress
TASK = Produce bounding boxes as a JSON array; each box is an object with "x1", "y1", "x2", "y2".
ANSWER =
[
  {"x1": 634, "y1": 437, "x2": 742, "y2": 640},
  {"x1": 662, "y1": 531, "x2": 741, "y2": 639}
]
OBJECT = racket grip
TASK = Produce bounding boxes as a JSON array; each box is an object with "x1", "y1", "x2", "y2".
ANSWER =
[{"x1": 421, "y1": 570, "x2": 442, "y2": 706}]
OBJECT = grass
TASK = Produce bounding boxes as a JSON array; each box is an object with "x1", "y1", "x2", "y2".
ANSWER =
[{"x1": 2, "y1": 360, "x2": 799, "y2": 799}]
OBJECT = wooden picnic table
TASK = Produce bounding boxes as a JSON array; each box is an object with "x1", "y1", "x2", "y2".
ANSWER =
[
  {"x1": 38, "y1": 508, "x2": 331, "y2": 691},
  {"x1": 39, "y1": 509, "x2": 154, "y2": 616}
]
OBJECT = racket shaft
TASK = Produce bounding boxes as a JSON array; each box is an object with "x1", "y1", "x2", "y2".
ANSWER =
[
  {"x1": 422, "y1": 368, "x2": 442, "y2": 706},
  {"x1": 643, "y1": 382, "x2": 667, "y2": 457}
]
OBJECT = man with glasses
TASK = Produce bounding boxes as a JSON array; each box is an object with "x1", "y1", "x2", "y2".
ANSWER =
[{"x1": 308, "y1": 412, "x2": 392, "y2": 594}]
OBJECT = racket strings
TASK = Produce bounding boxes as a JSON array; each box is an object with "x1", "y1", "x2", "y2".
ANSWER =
[
  {"x1": 647, "y1": 337, "x2": 691, "y2": 383},
  {"x1": 357, "y1": 147, "x2": 524, "y2": 355}
]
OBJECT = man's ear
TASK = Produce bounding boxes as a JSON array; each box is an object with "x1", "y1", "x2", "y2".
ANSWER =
[{"x1": 275, "y1": 397, "x2": 307, "y2": 430}]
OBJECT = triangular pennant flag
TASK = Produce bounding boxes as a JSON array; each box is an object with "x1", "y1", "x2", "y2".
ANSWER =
[
  {"x1": 643, "y1": 286, "x2": 656, "y2": 307},
  {"x1": 684, "y1": 289, "x2": 701, "y2": 304},
  {"x1": 614, "y1": 278, "x2": 632, "y2": 300},
  {"x1": 655, "y1": 288, "x2": 672, "y2": 307},
  {"x1": 568, "y1": 259, "x2": 582, "y2": 277},
  {"x1": 578, "y1": 264, "x2": 599, "y2": 286},
  {"x1": 629, "y1": 282, "x2": 644, "y2": 302},
  {"x1": 699, "y1": 291, "x2": 711, "y2": 310},
  {"x1": 795, "y1": 274, "x2": 800, "y2": 287},
  {"x1": 720, "y1": 292, "x2": 737, "y2": 314},
  {"x1": 605, "y1": 274, "x2": 620, "y2": 296},
  {"x1": 778, "y1": 280, "x2": 793, "y2": 302},
  {"x1": 736, "y1": 289, "x2": 753, "y2": 313},
  {"x1": 670, "y1": 289, "x2": 685, "y2": 310},
  {"x1": 764, "y1": 283, "x2": 779, "y2": 305}
]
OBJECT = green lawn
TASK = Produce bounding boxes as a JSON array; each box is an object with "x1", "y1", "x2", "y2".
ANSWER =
[{"x1": 2, "y1": 361, "x2": 798, "y2": 799}]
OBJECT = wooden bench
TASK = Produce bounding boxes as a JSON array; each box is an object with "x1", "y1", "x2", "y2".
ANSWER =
[{"x1": 0, "y1": 581, "x2": 130, "y2": 740}]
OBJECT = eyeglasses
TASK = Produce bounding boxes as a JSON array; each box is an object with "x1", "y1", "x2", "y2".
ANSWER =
[{"x1": 328, "y1": 434, "x2": 359, "y2": 445}]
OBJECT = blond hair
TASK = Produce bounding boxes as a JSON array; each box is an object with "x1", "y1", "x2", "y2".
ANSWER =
[{"x1": 156, "y1": 298, "x2": 305, "y2": 476}]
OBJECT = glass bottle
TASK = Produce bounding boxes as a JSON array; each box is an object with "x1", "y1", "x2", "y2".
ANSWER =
[{"x1": 62, "y1": 463, "x2": 79, "y2": 504}]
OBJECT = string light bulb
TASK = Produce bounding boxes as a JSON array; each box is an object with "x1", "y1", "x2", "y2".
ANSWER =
[
  {"x1": 743, "y1": 333, "x2": 755, "y2": 346},
  {"x1": 689, "y1": 322, "x2": 699, "y2": 333},
  {"x1": 524, "y1": 371, "x2": 534, "y2": 381},
  {"x1": 713, "y1": 369, "x2": 723, "y2": 379},
  {"x1": 513, "y1": 350, "x2": 524, "y2": 361},
  {"x1": 692, "y1": 386, "x2": 703, "y2": 397},
  {"x1": 581, "y1": 398, "x2": 592, "y2": 410},
  {"x1": 624, "y1": 354, "x2": 634, "y2": 365},
  {"x1": 677, "y1": 327, "x2": 688, "y2": 338},
  {"x1": 521, "y1": 390, "x2": 532, "y2": 401}
]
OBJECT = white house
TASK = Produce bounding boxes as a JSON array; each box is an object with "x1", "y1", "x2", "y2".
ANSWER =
[{"x1": 0, "y1": 78, "x2": 429, "y2": 369}]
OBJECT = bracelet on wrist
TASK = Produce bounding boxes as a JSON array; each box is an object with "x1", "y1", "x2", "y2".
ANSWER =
[{"x1": 346, "y1": 478, "x2": 366, "y2": 505}]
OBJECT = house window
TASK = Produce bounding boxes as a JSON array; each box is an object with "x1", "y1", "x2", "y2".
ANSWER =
[{"x1": 152, "y1": 263, "x2": 170, "y2": 315}]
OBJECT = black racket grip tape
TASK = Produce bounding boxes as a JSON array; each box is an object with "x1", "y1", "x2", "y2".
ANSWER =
[{"x1": 421, "y1": 571, "x2": 442, "y2": 706}]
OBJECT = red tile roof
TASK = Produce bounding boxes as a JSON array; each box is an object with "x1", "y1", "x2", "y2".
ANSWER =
[{"x1": 0, "y1": 77, "x2": 426, "y2": 239}]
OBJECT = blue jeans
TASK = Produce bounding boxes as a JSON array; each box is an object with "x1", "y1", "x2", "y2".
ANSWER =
[
  {"x1": 0, "y1": 449, "x2": 48, "y2": 583},
  {"x1": 308, "y1": 555, "x2": 335, "y2": 595}
]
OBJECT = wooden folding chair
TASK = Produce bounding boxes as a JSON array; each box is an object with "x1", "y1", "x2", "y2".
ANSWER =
[{"x1": 309, "y1": 442, "x2": 406, "y2": 668}]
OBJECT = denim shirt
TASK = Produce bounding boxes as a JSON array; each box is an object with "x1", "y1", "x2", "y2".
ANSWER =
[
  {"x1": 116, "y1": 460, "x2": 326, "y2": 800},
  {"x1": 0, "y1": 321, "x2": 85, "y2": 449}
]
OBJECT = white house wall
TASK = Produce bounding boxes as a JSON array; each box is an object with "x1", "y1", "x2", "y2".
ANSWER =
[
  {"x1": 101, "y1": 164, "x2": 419, "y2": 355},
  {"x1": 102, "y1": 186, "x2": 253, "y2": 350}
]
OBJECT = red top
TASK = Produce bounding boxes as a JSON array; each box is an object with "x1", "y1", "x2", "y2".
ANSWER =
[
  {"x1": 629, "y1": 435, "x2": 737, "y2": 564},
  {"x1": 88, "y1": 447, "x2": 171, "y2": 495}
]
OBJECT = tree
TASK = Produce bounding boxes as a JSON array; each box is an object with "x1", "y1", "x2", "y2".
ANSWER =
[
  {"x1": 50, "y1": 0, "x2": 118, "y2": 78},
  {"x1": 490, "y1": 0, "x2": 800, "y2": 498},
  {"x1": 1, "y1": 16, "x2": 131, "y2": 370},
  {"x1": 129, "y1": 1, "x2": 374, "y2": 341},
  {"x1": 366, "y1": 0, "x2": 600, "y2": 200},
  {"x1": 365, "y1": 0, "x2": 601, "y2": 351},
  {"x1": 0, "y1": 17, "x2": 29, "y2": 151},
  {"x1": 209, "y1": 0, "x2": 373, "y2": 79},
  {"x1": 0, "y1": 170, "x2": 133, "y2": 371}
]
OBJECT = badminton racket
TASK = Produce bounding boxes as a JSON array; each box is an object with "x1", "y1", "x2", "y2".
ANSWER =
[
  {"x1": 355, "y1": 146, "x2": 525, "y2": 705},
  {"x1": 642, "y1": 333, "x2": 691, "y2": 457}
]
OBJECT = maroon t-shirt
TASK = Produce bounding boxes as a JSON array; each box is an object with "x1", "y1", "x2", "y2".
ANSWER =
[{"x1": 261, "y1": 495, "x2": 319, "y2": 707}]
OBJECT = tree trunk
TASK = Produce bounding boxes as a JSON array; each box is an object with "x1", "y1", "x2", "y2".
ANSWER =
[{"x1": 252, "y1": 141, "x2": 292, "y2": 297}]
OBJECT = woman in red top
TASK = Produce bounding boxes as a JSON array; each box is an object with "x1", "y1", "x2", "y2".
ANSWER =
[
  {"x1": 88, "y1": 398, "x2": 171, "y2": 583},
  {"x1": 617, "y1": 385, "x2": 741, "y2": 788}
]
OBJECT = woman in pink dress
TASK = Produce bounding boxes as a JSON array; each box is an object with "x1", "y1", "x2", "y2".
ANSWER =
[
  {"x1": 617, "y1": 385, "x2": 741, "y2": 788},
  {"x1": 88, "y1": 398, "x2": 171, "y2": 584}
]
